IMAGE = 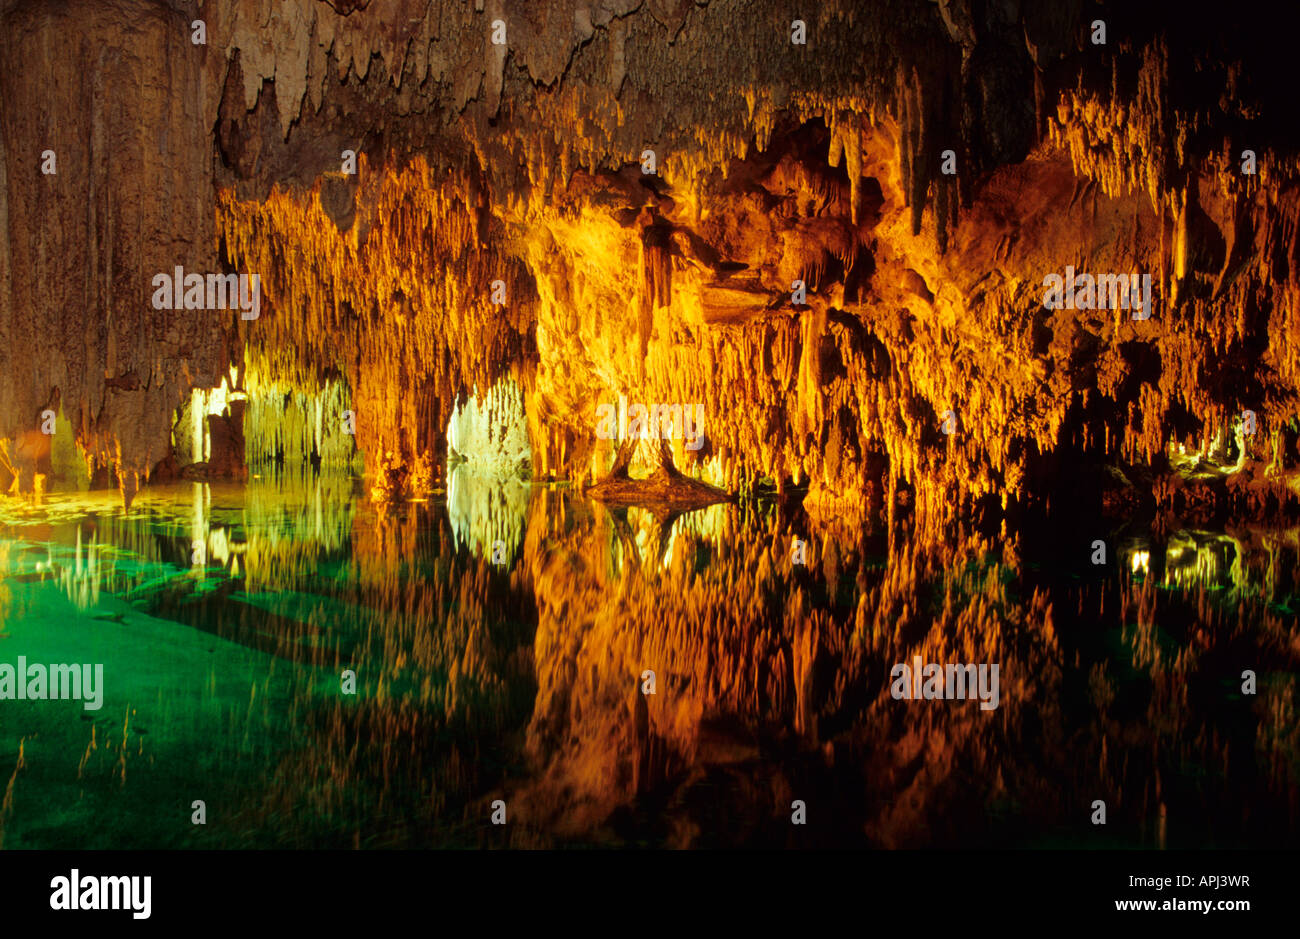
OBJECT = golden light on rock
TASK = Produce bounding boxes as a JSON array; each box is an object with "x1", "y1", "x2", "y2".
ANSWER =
[{"x1": 0, "y1": 0, "x2": 1296, "y2": 861}]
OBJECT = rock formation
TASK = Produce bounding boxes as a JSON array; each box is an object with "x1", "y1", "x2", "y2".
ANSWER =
[
  {"x1": 3, "y1": 0, "x2": 1300, "y2": 846},
  {"x1": 2, "y1": 0, "x2": 1298, "y2": 521}
]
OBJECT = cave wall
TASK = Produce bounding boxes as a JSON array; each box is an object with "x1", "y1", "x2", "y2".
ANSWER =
[{"x1": 0, "y1": 0, "x2": 233, "y2": 499}]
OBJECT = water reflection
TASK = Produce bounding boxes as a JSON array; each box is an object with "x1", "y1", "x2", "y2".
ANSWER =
[
  {"x1": 1123, "y1": 527, "x2": 1300, "y2": 601},
  {"x1": 0, "y1": 479, "x2": 1296, "y2": 848},
  {"x1": 446, "y1": 464, "x2": 528, "y2": 565}
]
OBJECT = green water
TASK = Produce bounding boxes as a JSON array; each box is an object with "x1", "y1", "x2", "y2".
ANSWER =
[{"x1": 0, "y1": 475, "x2": 1296, "y2": 849}]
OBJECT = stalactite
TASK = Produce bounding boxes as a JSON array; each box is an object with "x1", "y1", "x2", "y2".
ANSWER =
[
  {"x1": 447, "y1": 378, "x2": 531, "y2": 475},
  {"x1": 7, "y1": 0, "x2": 1300, "y2": 521},
  {"x1": 218, "y1": 155, "x2": 538, "y2": 481}
]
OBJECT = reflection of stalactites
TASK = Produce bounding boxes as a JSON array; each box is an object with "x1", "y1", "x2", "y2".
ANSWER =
[
  {"x1": 625, "y1": 500, "x2": 737, "y2": 573},
  {"x1": 445, "y1": 378, "x2": 532, "y2": 564},
  {"x1": 191, "y1": 482, "x2": 208, "y2": 571},
  {"x1": 619, "y1": 505, "x2": 683, "y2": 571},
  {"x1": 514, "y1": 504, "x2": 1070, "y2": 845},
  {"x1": 239, "y1": 472, "x2": 356, "y2": 592},
  {"x1": 446, "y1": 463, "x2": 531, "y2": 565},
  {"x1": 58, "y1": 526, "x2": 100, "y2": 611},
  {"x1": 1160, "y1": 530, "x2": 1246, "y2": 594},
  {"x1": 792, "y1": 619, "x2": 818, "y2": 742}
]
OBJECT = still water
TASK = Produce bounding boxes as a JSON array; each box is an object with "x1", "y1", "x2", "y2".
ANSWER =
[{"x1": 0, "y1": 472, "x2": 1296, "y2": 848}]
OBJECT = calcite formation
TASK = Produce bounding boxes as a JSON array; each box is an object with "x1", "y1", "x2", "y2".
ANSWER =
[{"x1": 1, "y1": 0, "x2": 1299, "y2": 519}]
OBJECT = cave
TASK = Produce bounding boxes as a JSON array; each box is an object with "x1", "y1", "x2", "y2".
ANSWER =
[{"x1": 0, "y1": 0, "x2": 1298, "y2": 872}]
